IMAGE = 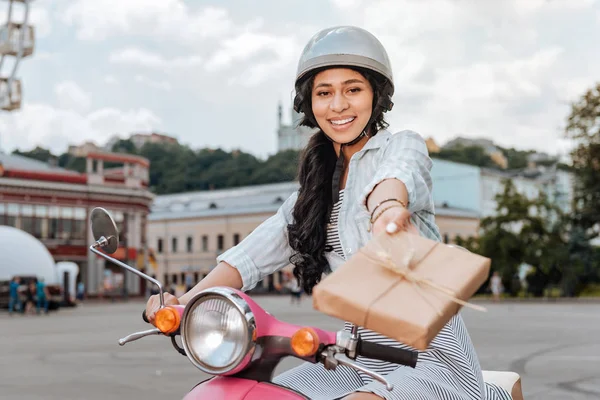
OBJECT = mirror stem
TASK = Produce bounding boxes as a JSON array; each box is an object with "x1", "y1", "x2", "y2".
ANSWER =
[{"x1": 89, "y1": 245, "x2": 165, "y2": 308}]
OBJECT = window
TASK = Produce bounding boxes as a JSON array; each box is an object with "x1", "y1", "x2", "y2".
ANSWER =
[
  {"x1": 186, "y1": 236, "x2": 193, "y2": 253},
  {"x1": 157, "y1": 238, "x2": 163, "y2": 253},
  {"x1": 60, "y1": 207, "x2": 74, "y2": 240},
  {"x1": 22, "y1": 205, "x2": 43, "y2": 238},
  {"x1": 35, "y1": 205, "x2": 48, "y2": 239},
  {"x1": 47, "y1": 206, "x2": 59, "y2": 239},
  {"x1": 202, "y1": 235, "x2": 208, "y2": 251},
  {"x1": 163, "y1": 273, "x2": 169, "y2": 284},
  {"x1": 20, "y1": 204, "x2": 34, "y2": 235},
  {"x1": 233, "y1": 233, "x2": 240, "y2": 245},
  {"x1": 72, "y1": 207, "x2": 86, "y2": 240},
  {"x1": 171, "y1": 274, "x2": 178, "y2": 284},
  {"x1": 172, "y1": 237, "x2": 178, "y2": 253},
  {"x1": 217, "y1": 234, "x2": 224, "y2": 251}
]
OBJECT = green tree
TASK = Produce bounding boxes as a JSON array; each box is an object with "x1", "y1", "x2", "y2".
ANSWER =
[
  {"x1": 497, "y1": 146, "x2": 536, "y2": 170},
  {"x1": 12, "y1": 141, "x2": 301, "y2": 194},
  {"x1": 112, "y1": 139, "x2": 137, "y2": 154},
  {"x1": 435, "y1": 145, "x2": 497, "y2": 168},
  {"x1": 249, "y1": 150, "x2": 299, "y2": 184},
  {"x1": 12, "y1": 146, "x2": 55, "y2": 163},
  {"x1": 565, "y1": 82, "x2": 600, "y2": 240},
  {"x1": 139, "y1": 142, "x2": 196, "y2": 193},
  {"x1": 476, "y1": 179, "x2": 568, "y2": 297},
  {"x1": 57, "y1": 153, "x2": 87, "y2": 173}
]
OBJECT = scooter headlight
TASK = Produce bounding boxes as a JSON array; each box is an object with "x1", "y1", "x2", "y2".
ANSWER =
[{"x1": 180, "y1": 287, "x2": 256, "y2": 375}]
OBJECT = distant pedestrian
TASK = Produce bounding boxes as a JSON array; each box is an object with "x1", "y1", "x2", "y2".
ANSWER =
[
  {"x1": 490, "y1": 271, "x2": 503, "y2": 302},
  {"x1": 25, "y1": 281, "x2": 37, "y2": 314},
  {"x1": 288, "y1": 278, "x2": 302, "y2": 306},
  {"x1": 36, "y1": 278, "x2": 49, "y2": 314},
  {"x1": 185, "y1": 273, "x2": 194, "y2": 292},
  {"x1": 76, "y1": 281, "x2": 85, "y2": 301},
  {"x1": 8, "y1": 277, "x2": 23, "y2": 315}
]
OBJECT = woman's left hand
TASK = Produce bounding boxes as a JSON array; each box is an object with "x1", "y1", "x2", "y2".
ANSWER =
[{"x1": 371, "y1": 205, "x2": 419, "y2": 236}]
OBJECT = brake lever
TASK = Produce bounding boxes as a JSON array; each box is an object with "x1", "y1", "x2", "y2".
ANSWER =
[
  {"x1": 334, "y1": 353, "x2": 394, "y2": 391},
  {"x1": 118, "y1": 328, "x2": 162, "y2": 346},
  {"x1": 320, "y1": 348, "x2": 393, "y2": 391}
]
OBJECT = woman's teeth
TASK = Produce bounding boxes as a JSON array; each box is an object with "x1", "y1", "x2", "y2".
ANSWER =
[{"x1": 330, "y1": 117, "x2": 355, "y2": 125}]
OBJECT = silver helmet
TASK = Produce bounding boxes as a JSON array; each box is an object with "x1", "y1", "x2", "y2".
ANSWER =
[{"x1": 295, "y1": 26, "x2": 394, "y2": 92}]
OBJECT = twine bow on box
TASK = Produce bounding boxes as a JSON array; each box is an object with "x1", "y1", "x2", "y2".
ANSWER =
[{"x1": 359, "y1": 233, "x2": 487, "y2": 316}]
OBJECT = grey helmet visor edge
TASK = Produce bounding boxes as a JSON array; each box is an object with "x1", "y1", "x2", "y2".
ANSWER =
[{"x1": 296, "y1": 54, "x2": 394, "y2": 91}]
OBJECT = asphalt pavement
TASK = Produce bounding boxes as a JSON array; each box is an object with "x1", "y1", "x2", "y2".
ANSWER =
[{"x1": 1, "y1": 297, "x2": 599, "y2": 400}]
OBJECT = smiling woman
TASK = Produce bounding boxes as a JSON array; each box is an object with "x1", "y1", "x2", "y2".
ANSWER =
[{"x1": 144, "y1": 25, "x2": 514, "y2": 400}]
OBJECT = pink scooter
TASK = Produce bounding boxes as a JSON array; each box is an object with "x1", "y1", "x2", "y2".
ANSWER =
[
  {"x1": 90, "y1": 207, "x2": 525, "y2": 400},
  {"x1": 89, "y1": 207, "x2": 418, "y2": 399}
]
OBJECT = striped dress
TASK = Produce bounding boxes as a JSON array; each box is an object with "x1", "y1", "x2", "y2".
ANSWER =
[{"x1": 273, "y1": 191, "x2": 512, "y2": 400}]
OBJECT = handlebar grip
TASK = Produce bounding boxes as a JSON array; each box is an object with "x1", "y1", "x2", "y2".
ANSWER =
[
  {"x1": 357, "y1": 340, "x2": 418, "y2": 368},
  {"x1": 142, "y1": 309, "x2": 149, "y2": 323}
]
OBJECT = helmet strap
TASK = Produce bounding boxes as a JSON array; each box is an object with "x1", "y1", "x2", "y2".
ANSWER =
[
  {"x1": 329, "y1": 116, "x2": 376, "y2": 204},
  {"x1": 330, "y1": 130, "x2": 366, "y2": 204},
  {"x1": 331, "y1": 147, "x2": 345, "y2": 204}
]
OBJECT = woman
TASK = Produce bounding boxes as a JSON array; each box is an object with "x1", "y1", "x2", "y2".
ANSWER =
[{"x1": 146, "y1": 26, "x2": 512, "y2": 400}]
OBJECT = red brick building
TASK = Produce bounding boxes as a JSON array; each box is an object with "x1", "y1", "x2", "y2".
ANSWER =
[{"x1": 0, "y1": 150, "x2": 154, "y2": 296}]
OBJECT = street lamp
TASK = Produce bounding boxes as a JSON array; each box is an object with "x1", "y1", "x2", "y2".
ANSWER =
[{"x1": 0, "y1": 0, "x2": 35, "y2": 111}]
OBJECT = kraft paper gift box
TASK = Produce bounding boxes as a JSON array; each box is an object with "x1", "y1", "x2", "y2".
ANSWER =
[{"x1": 312, "y1": 231, "x2": 490, "y2": 350}]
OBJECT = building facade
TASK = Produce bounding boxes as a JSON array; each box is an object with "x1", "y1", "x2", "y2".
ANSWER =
[
  {"x1": 147, "y1": 178, "x2": 482, "y2": 292},
  {"x1": 480, "y1": 165, "x2": 574, "y2": 217},
  {"x1": 0, "y1": 150, "x2": 154, "y2": 296},
  {"x1": 147, "y1": 132, "x2": 575, "y2": 292}
]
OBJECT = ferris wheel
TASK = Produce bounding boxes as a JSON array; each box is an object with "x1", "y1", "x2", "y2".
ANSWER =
[{"x1": 0, "y1": 0, "x2": 34, "y2": 111}]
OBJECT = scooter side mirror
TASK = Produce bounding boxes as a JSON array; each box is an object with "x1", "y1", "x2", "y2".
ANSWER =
[{"x1": 90, "y1": 207, "x2": 119, "y2": 254}]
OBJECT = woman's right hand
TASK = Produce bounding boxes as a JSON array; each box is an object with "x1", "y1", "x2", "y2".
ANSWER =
[{"x1": 145, "y1": 292, "x2": 180, "y2": 325}]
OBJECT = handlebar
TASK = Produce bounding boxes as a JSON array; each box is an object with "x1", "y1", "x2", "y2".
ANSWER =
[{"x1": 357, "y1": 339, "x2": 418, "y2": 368}]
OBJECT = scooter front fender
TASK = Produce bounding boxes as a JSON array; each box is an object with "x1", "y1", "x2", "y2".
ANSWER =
[{"x1": 183, "y1": 377, "x2": 308, "y2": 400}]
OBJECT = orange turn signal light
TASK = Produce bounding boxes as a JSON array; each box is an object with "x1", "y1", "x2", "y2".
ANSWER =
[
  {"x1": 155, "y1": 306, "x2": 180, "y2": 334},
  {"x1": 291, "y1": 327, "x2": 319, "y2": 357}
]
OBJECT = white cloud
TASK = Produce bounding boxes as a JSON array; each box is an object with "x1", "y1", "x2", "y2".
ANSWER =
[
  {"x1": 385, "y1": 47, "x2": 568, "y2": 153},
  {"x1": 62, "y1": 0, "x2": 233, "y2": 43},
  {"x1": 134, "y1": 75, "x2": 172, "y2": 91},
  {"x1": 510, "y1": 0, "x2": 597, "y2": 15},
  {"x1": 320, "y1": 0, "x2": 596, "y2": 156},
  {"x1": 104, "y1": 75, "x2": 118, "y2": 85},
  {"x1": 206, "y1": 32, "x2": 300, "y2": 86},
  {"x1": 3, "y1": 0, "x2": 598, "y2": 159},
  {"x1": 330, "y1": 0, "x2": 364, "y2": 8},
  {"x1": 109, "y1": 47, "x2": 203, "y2": 70},
  {"x1": 0, "y1": 104, "x2": 162, "y2": 154},
  {"x1": 54, "y1": 81, "x2": 92, "y2": 113}
]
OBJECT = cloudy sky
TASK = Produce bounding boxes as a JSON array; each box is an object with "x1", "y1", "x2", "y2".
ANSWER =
[{"x1": 0, "y1": 0, "x2": 598, "y2": 159}]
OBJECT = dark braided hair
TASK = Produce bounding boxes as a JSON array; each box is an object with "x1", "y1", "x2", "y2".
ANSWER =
[{"x1": 287, "y1": 66, "x2": 393, "y2": 294}]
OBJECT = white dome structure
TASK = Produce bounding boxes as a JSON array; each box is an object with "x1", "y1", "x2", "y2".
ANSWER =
[{"x1": 0, "y1": 226, "x2": 58, "y2": 283}]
